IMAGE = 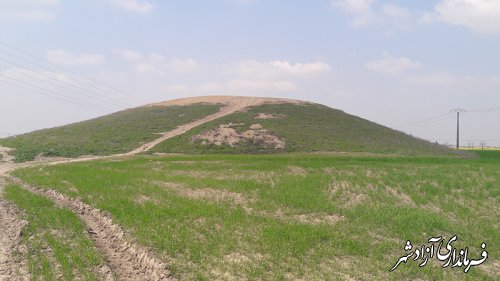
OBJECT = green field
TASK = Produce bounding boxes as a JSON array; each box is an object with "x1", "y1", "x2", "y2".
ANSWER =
[
  {"x1": 0, "y1": 103, "x2": 220, "y2": 162},
  {"x1": 11, "y1": 151, "x2": 499, "y2": 280}
]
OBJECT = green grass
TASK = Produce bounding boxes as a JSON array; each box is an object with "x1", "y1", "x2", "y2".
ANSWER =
[
  {"x1": 12, "y1": 151, "x2": 499, "y2": 280},
  {"x1": 4, "y1": 184, "x2": 106, "y2": 281},
  {"x1": 152, "y1": 103, "x2": 465, "y2": 156},
  {"x1": 0, "y1": 103, "x2": 220, "y2": 162}
]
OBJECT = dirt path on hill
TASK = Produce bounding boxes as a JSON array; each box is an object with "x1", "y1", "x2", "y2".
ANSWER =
[
  {"x1": 0, "y1": 96, "x2": 307, "y2": 280},
  {"x1": 128, "y1": 96, "x2": 305, "y2": 154}
]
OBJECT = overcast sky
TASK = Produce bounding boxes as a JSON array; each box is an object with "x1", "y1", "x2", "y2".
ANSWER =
[{"x1": 0, "y1": 0, "x2": 499, "y2": 146}]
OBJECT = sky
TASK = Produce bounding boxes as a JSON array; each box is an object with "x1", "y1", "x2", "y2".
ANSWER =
[{"x1": 0, "y1": 0, "x2": 499, "y2": 147}]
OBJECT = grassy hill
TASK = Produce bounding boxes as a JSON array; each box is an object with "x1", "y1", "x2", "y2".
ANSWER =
[
  {"x1": 0, "y1": 96, "x2": 463, "y2": 162},
  {"x1": 152, "y1": 102, "x2": 458, "y2": 156},
  {"x1": 0, "y1": 103, "x2": 220, "y2": 162}
]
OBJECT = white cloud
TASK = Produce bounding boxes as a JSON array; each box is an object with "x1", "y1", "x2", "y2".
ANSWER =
[
  {"x1": 331, "y1": 0, "x2": 377, "y2": 27},
  {"x1": 232, "y1": 60, "x2": 331, "y2": 79},
  {"x1": 113, "y1": 49, "x2": 143, "y2": 61},
  {"x1": 269, "y1": 61, "x2": 332, "y2": 75},
  {"x1": 114, "y1": 54, "x2": 326, "y2": 95},
  {"x1": 110, "y1": 0, "x2": 153, "y2": 13},
  {"x1": 227, "y1": 79, "x2": 297, "y2": 93},
  {"x1": 134, "y1": 54, "x2": 201, "y2": 76},
  {"x1": 198, "y1": 79, "x2": 297, "y2": 94},
  {"x1": 2, "y1": 67, "x2": 70, "y2": 84},
  {"x1": 0, "y1": 0, "x2": 59, "y2": 21},
  {"x1": 46, "y1": 49, "x2": 105, "y2": 66},
  {"x1": 428, "y1": 0, "x2": 500, "y2": 34},
  {"x1": 381, "y1": 4, "x2": 410, "y2": 21},
  {"x1": 365, "y1": 53, "x2": 421, "y2": 75},
  {"x1": 331, "y1": 1, "x2": 414, "y2": 28},
  {"x1": 135, "y1": 62, "x2": 157, "y2": 74},
  {"x1": 170, "y1": 58, "x2": 202, "y2": 72}
]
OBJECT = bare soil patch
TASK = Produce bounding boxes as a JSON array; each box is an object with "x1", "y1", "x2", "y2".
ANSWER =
[
  {"x1": 326, "y1": 180, "x2": 368, "y2": 208},
  {"x1": 254, "y1": 113, "x2": 281, "y2": 119},
  {"x1": 193, "y1": 123, "x2": 285, "y2": 149},
  {"x1": 292, "y1": 213, "x2": 344, "y2": 225},
  {"x1": 287, "y1": 166, "x2": 307, "y2": 176},
  {"x1": 152, "y1": 181, "x2": 252, "y2": 210}
]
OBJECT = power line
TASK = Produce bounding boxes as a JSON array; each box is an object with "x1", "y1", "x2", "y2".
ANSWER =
[
  {"x1": 0, "y1": 76, "x2": 110, "y2": 112},
  {"x1": 399, "y1": 112, "x2": 454, "y2": 128},
  {"x1": 0, "y1": 75, "x2": 113, "y2": 112},
  {"x1": 400, "y1": 105, "x2": 500, "y2": 129},
  {"x1": 0, "y1": 41, "x2": 147, "y2": 105},
  {"x1": 0, "y1": 59, "x2": 133, "y2": 109},
  {"x1": 430, "y1": 138, "x2": 500, "y2": 142},
  {"x1": 0, "y1": 50, "x2": 139, "y2": 109},
  {"x1": 0, "y1": 77, "x2": 110, "y2": 113},
  {"x1": 466, "y1": 107, "x2": 500, "y2": 113},
  {"x1": 0, "y1": 41, "x2": 147, "y2": 106}
]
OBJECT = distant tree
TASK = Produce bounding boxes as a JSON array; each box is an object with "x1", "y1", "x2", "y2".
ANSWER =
[{"x1": 480, "y1": 141, "x2": 487, "y2": 150}]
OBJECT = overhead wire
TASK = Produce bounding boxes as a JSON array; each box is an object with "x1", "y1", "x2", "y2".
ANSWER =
[
  {"x1": 0, "y1": 74, "x2": 114, "y2": 112},
  {"x1": 0, "y1": 41, "x2": 146, "y2": 107},
  {"x1": 399, "y1": 112, "x2": 455, "y2": 128},
  {"x1": 0, "y1": 49, "x2": 138, "y2": 109},
  {"x1": 0, "y1": 41, "x2": 148, "y2": 104},
  {"x1": 466, "y1": 107, "x2": 500, "y2": 113},
  {"x1": 0, "y1": 58, "x2": 133, "y2": 109},
  {"x1": 0, "y1": 78, "x2": 107, "y2": 113}
]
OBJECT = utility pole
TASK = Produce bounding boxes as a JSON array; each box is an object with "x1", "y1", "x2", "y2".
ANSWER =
[{"x1": 451, "y1": 109, "x2": 466, "y2": 150}]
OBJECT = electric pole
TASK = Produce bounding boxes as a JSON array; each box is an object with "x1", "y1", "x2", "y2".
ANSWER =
[{"x1": 451, "y1": 109, "x2": 466, "y2": 150}]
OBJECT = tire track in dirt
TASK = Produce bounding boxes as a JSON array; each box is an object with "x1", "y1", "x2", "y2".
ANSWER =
[
  {"x1": 9, "y1": 176, "x2": 175, "y2": 281},
  {"x1": 0, "y1": 148, "x2": 28, "y2": 281}
]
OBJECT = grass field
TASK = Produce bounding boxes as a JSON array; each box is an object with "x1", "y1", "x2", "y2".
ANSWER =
[
  {"x1": 10, "y1": 151, "x2": 499, "y2": 280},
  {"x1": 0, "y1": 103, "x2": 220, "y2": 162},
  {"x1": 4, "y1": 184, "x2": 106, "y2": 280},
  {"x1": 151, "y1": 103, "x2": 463, "y2": 157}
]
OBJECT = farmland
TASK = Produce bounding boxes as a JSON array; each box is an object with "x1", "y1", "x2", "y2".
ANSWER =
[{"x1": 7, "y1": 151, "x2": 499, "y2": 280}]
